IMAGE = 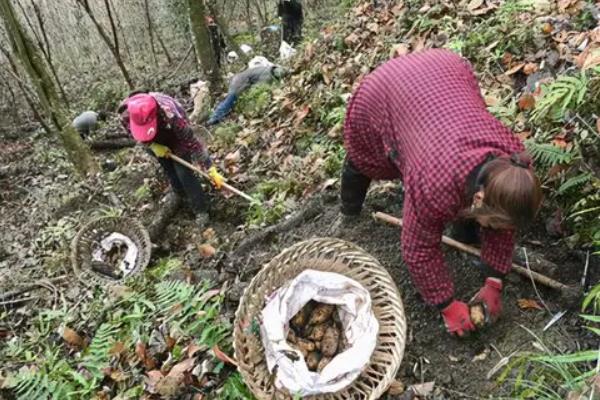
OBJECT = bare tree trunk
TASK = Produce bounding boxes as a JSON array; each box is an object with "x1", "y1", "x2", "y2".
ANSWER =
[
  {"x1": 207, "y1": 1, "x2": 249, "y2": 64},
  {"x1": 109, "y1": 0, "x2": 133, "y2": 64},
  {"x1": 143, "y1": 0, "x2": 158, "y2": 68},
  {"x1": 156, "y1": 29, "x2": 173, "y2": 65},
  {"x1": 15, "y1": 0, "x2": 70, "y2": 107},
  {"x1": 0, "y1": 1, "x2": 97, "y2": 174},
  {"x1": 76, "y1": 0, "x2": 134, "y2": 89},
  {"x1": 187, "y1": 0, "x2": 221, "y2": 94}
]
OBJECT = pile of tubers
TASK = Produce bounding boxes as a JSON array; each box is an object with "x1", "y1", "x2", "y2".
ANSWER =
[{"x1": 287, "y1": 301, "x2": 346, "y2": 372}]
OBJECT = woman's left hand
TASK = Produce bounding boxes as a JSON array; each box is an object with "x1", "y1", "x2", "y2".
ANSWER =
[{"x1": 470, "y1": 277, "x2": 503, "y2": 323}]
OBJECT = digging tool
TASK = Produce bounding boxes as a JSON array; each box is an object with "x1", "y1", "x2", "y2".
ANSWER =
[
  {"x1": 372, "y1": 211, "x2": 579, "y2": 299},
  {"x1": 168, "y1": 153, "x2": 255, "y2": 203}
]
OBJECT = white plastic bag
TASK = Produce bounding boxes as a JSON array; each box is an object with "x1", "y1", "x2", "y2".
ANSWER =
[
  {"x1": 92, "y1": 232, "x2": 138, "y2": 276},
  {"x1": 260, "y1": 269, "x2": 379, "y2": 397},
  {"x1": 248, "y1": 55, "x2": 274, "y2": 69},
  {"x1": 279, "y1": 40, "x2": 297, "y2": 61}
]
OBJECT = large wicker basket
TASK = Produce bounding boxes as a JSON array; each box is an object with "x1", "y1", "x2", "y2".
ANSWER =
[
  {"x1": 70, "y1": 216, "x2": 152, "y2": 284},
  {"x1": 233, "y1": 238, "x2": 407, "y2": 400}
]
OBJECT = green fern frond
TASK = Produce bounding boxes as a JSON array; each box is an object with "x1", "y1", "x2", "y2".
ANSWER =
[
  {"x1": 557, "y1": 173, "x2": 592, "y2": 195},
  {"x1": 82, "y1": 322, "x2": 120, "y2": 379},
  {"x1": 531, "y1": 73, "x2": 588, "y2": 123},
  {"x1": 525, "y1": 140, "x2": 574, "y2": 168}
]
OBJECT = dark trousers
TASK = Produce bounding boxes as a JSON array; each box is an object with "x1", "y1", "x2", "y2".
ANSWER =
[
  {"x1": 156, "y1": 155, "x2": 209, "y2": 214},
  {"x1": 282, "y1": 17, "x2": 302, "y2": 45},
  {"x1": 340, "y1": 157, "x2": 371, "y2": 216}
]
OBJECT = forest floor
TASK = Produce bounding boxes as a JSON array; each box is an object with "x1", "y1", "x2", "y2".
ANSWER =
[{"x1": 2, "y1": 1, "x2": 600, "y2": 399}]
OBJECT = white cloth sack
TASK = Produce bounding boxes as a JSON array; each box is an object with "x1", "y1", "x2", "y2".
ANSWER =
[
  {"x1": 261, "y1": 269, "x2": 379, "y2": 397},
  {"x1": 92, "y1": 232, "x2": 138, "y2": 276},
  {"x1": 279, "y1": 40, "x2": 297, "y2": 61},
  {"x1": 248, "y1": 55, "x2": 274, "y2": 69}
]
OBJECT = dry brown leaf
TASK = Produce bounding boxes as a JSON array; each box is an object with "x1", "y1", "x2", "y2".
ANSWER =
[
  {"x1": 212, "y1": 345, "x2": 238, "y2": 366},
  {"x1": 516, "y1": 131, "x2": 532, "y2": 141},
  {"x1": 294, "y1": 106, "x2": 311, "y2": 128},
  {"x1": 367, "y1": 22, "x2": 379, "y2": 33},
  {"x1": 167, "y1": 357, "x2": 196, "y2": 379},
  {"x1": 110, "y1": 369, "x2": 128, "y2": 382},
  {"x1": 517, "y1": 298, "x2": 543, "y2": 310},
  {"x1": 145, "y1": 369, "x2": 164, "y2": 392},
  {"x1": 551, "y1": 137, "x2": 569, "y2": 149},
  {"x1": 201, "y1": 228, "x2": 215, "y2": 241},
  {"x1": 390, "y1": 43, "x2": 410, "y2": 59},
  {"x1": 387, "y1": 379, "x2": 405, "y2": 395},
  {"x1": 136, "y1": 341, "x2": 157, "y2": 370},
  {"x1": 186, "y1": 343, "x2": 204, "y2": 357},
  {"x1": 62, "y1": 327, "x2": 84, "y2": 348},
  {"x1": 505, "y1": 63, "x2": 525, "y2": 75},
  {"x1": 344, "y1": 32, "x2": 359, "y2": 47},
  {"x1": 518, "y1": 94, "x2": 536, "y2": 110},
  {"x1": 596, "y1": 118, "x2": 600, "y2": 135},
  {"x1": 542, "y1": 22, "x2": 553, "y2": 34},
  {"x1": 558, "y1": 0, "x2": 579, "y2": 12},
  {"x1": 109, "y1": 341, "x2": 126, "y2": 357},
  {"x1": 224, "y1": 150, "x2": 240, "y2": 166},
  {"x1": 197, "y1": 243, "x2": 216, "y2": 258},
  {"x1": 523, "y1": 62, "x2": 539, "y2": 75}
]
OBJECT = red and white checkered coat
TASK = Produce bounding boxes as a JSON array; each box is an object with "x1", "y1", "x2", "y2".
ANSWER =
[{"x1": 344, "y1": 49, "x2": 524, "y2": 305}]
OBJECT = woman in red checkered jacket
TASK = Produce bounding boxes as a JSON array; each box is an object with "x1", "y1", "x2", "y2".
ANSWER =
[{"x1": 339, "y1": 49, "x2": 543, "y2": 336}]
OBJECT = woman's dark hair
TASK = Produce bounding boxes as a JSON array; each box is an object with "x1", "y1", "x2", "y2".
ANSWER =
[{"x1": 465, "y1": 152, "x2": 543, "y2": 229}]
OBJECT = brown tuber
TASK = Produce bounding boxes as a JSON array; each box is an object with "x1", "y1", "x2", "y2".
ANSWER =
[
  {"x1": 470, "y1": 303, "x2": 486, "y2": 329},
  {"x1": 308, "y1": 303, "x2": 335, "y2": 325},
  {"x1": 287, "y1": 301, "x2": 346, "y2": 373},
  {"x1": 321, "y1": 326, "x2": 340, "y2": 357},
  {"x1": 306, "y1": 351, "x2": 321, "y2": 371}
]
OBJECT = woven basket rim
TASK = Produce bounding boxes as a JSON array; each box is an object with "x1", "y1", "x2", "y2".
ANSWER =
[
  {"x1": 233, "y1": 237, "x2": 407, "y2": 400},
  {"x1": 70, "y1": 216, "x2": 151, "y2": 283}
]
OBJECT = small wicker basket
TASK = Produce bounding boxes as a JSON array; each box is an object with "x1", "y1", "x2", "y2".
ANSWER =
[
  {"x1": 70, "y1": 216, "x2": 151, "y2": 284},
  {"x1": 233, "y1": 237, "x2": 407, "y2": 400}
]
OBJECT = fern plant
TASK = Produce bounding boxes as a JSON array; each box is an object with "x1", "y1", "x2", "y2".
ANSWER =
[
  {"x1": 530, "y1": 73, "x2": 588, "y2": 123},
  {"x1": 525, "y1": 140, "x2": 575, "y2": 169}
]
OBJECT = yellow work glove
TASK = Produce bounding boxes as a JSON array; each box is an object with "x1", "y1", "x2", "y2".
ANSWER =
[
  {"x1": 208, "y1": 166, "x2": 224, "y2": 189},
  {"x1": 149, "y1": 143, "x2": 171, "y2": 158}
]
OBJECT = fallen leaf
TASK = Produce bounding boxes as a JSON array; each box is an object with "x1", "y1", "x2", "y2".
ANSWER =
[
  {"x1": 551, "y1": 137, "x2": 568, "y2": 149},
  {"x1": 62, "y1": 327, "x2": 84, "y2": 348},
  {"x1": 390, "y1": 43, "x2": 410, "y2": 59},
  {"x1": 167, "y1": 357, "x2": 196, "y2": 380},
  {"x1": 201, "y1": 228, "x2": 216, "y2": 241},
  {"x1": 109, "y1": 341, "x2": 126, "y2": 357},
  {"x1": 597, "y1": 118, "x2": 600, "y2": 135},
  {"x1": 541, "y1": 22, "x2": 553, "y2": 34},
  {"x1": 294, "y1": 106, "x2": 311, "y2": 127},
  {"x1": 523, "y1": 62, "x2": 539, "y2": 75},
  {"x1": 411, "y1": 381, "x2": 435, "y2": 396},
  {"x1": 110, "y1": 369, "x2": 128, "y2": 382},
  {"x1": 387, "y1": 379, "x2": 405, "y2": 395},
  {"x1": 212, "y1": 345, "x2": 238, "y2": 366},
  {"x1": 518, "y1": 94, "x2": 536, "y2": 110},
  {"x1": 136, "y1": 341, "x2": 157, "y2": 370},
  {"x1": 558, "y1": 0, "x2": 579, "y2": 12},
  {"x1": 344, "y1": 32, "x2": 359, "y2": 47},
  {"x1": 197, "y1": 243, "x2": 216, "y2": 258},
  {"x1": 505, "y1": 63, "x2": 525, "y2": 75},
  {"x1": 517, "y1": 298, "x2": 544, "y2": 310},
  {"x1": 516, "y1": 131, "x2": 532, "y2": 141},
  {"x1": 467, "y1": 0, "x2": 484, "y2": 11},
  {"x1": 224, "y1": 150, "x2": 240, "y2": 166},
  {"x1": 186, "y1": 343, "x2": 204, "y2": 357}
]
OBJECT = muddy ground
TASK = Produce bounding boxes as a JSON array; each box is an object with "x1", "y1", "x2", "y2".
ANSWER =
[
  {"x1": 1, "y1": 132, "x2": 598, "y2": 399},
  {"x1": 187, "y1": 187, "x2": 599, "y2": 399}
]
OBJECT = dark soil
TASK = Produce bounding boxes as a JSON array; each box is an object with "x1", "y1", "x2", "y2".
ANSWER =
[{"x1": 181, "y1": 186, "x2": 597, "y2": 399}]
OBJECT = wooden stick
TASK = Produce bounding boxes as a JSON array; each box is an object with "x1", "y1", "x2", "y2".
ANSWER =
[
  {"x1": 0, "y1": 275, "x2": 68, "y2": 301},
  {"x1": 372, "y1": 211, "x2": 572, "y2": 292},
  {"x1": 169, "y1": 154, "x2": 255, "y2": 203}
]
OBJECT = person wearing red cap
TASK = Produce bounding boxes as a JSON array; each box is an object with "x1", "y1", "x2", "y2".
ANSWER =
[
  {"x1": 337, "y1": 49, "x2": 543, "y2": 336},
  {"x1": 118, "y1": 92, "x2": 223, "y2": 227}
]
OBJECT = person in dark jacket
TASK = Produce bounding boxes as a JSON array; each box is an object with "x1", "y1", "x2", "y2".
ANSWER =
[
  {"x1": 278, "y1": 0, "x2": 303, "y2": 45},
  {"x1": 338, "y1": 49, "x2": 542, "y2": 337},
  {"x1": 206, "y1": 64, "x2": 287, "y2": 125},
  {"x1": 118, "y1": 92, "x2": 224, "y2": 227}
]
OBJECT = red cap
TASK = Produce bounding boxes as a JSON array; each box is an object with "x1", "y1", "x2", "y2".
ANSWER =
[{"x1": 127, "y1": 94, "x2": 158, "y2": 142}]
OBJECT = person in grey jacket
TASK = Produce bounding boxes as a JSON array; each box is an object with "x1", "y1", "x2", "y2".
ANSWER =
[
  {"x1": 72, "y1": 110, "x2": 107, "y2": 138},
  {"x1": 206, "y1": 65, "x2": 287, "y2": 125}
]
